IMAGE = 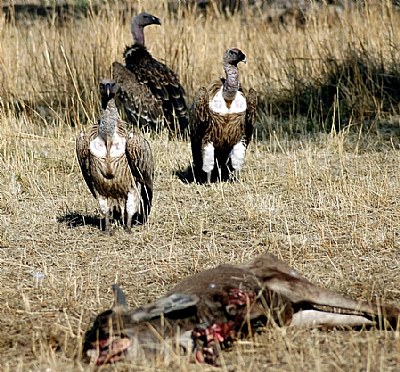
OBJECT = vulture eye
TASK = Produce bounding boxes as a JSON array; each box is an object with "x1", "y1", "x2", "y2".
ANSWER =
[{"x1": 229, "y1": 50, "x2": 237, "y2": 58}]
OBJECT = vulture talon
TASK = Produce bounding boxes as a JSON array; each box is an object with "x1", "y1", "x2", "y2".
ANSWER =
[{"x1": 124, "y1": 226, "x2": 132, "y2": 234}]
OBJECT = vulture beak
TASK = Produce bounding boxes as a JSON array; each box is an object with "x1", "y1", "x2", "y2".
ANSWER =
[
  {"x1": 106, "y1": 84, "x2": 111, "y2": 98},
  {"x1": 152, "y1": 16, "x2": 161, "y2": 26},
  {"x1": 242, "y1": 57, "x2": 247, "y2": 64}
]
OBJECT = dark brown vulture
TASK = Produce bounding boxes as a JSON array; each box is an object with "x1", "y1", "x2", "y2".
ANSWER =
[
  {"x1": 76, "y1": 79, "x2": 154, "y2": 233},
  {"x1": 190, "y1": 47, "x2": 257, "y2": 183},
  {"x1": 112, "y1": 12, "x2": 188, "y2": 138},
  {"x1": 83, "y1": 252, "x2": 400, "y2": 366}
]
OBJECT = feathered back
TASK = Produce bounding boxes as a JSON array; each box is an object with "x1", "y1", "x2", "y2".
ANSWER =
[
  {"x1": 112, "y1": 61, "x2": 164, "y2": 130},
  {"x1": 111, "y1": 12, "x2": 188, "y2": 137},
  {"x1": 123, "y1": 43, "x2": 189, "y2": 137}
]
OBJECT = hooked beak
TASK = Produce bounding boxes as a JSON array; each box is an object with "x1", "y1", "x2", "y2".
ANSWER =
[
  {"x1": 106, "y1": 83, "x2": 111, "y2": 98},
  {"x1": 153, "y1": 16, "x2": 161, "y2": 26},
  {"x1": 242, "y1": 57, "x2": 247, "y2": 64}
]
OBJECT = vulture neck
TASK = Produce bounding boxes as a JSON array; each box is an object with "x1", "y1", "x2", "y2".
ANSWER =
[
  {"x1": 131, "y1": 23, "x2": 145, "y2": 46},
  {"x1": 99, "y1": 99, "x2": 118, "y2": 143},
  {"x1": 223, "y1": 62, "x2": 240, "y2": 102}
]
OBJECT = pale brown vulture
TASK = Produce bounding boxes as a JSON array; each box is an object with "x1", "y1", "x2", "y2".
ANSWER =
[
  {"x1": 113, "y1": 12, "x2": 188, "y2": 138},
  {"x1": 83, "y1": 252, "x2": 400, "y2": 366},
  {"x1": 76, "y1": 79, "x2": 154, "y2": 233},
  {"x1": 190, "y1": 47, "x2": 257, "y2": 183}
]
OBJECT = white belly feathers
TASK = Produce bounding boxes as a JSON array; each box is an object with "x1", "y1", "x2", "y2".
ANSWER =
[
  {"x1": 209, "y1": 87, "x2": 247, "y2": 115},
  {"x1": 90, "y1": 133, "x2": 127, "y2": 158}
]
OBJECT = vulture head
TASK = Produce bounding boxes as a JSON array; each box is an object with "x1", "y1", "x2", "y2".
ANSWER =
[
  {"x1": 133, "y1": 12, "x2": 161, "y2": 27},
  {"x1": 99, "y1": 79, "x2": 118, "y2": 109},
  {"x1": 131, "y1": 12, "x2": 161, "y2": 45},
  {"x1": 223, "y1": 48, "x2": 247, "y2": 67}
]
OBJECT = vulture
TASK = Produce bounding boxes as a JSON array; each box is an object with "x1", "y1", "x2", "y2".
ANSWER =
[
  {"x1": 190, "y1": 47, "x2": 257, "y2": 183},
  {"x1": 112, "y1": 12, "x2": 189, "y2": 138},
  {"x1": 83, "y1": 252, "x2": 400, "y2": 366},
  {"x1": 76, "y1": 79, "x2": 154, "y2": 233}
]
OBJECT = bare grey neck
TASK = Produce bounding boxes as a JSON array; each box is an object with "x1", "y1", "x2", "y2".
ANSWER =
[
  {"x1": 131, "y1": 21, "x2": 145, "y2": 45},
  {"x1": 99, "y1": 99, "x2": 118, "y2": 142},
  {"x1": 223, "y1": 62, "x2": 239, "y2": 101}
]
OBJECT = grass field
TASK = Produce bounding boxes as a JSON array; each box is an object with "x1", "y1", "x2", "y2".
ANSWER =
[{"x1": 1, "y1": 1, "x2": 400, "y2": 371}]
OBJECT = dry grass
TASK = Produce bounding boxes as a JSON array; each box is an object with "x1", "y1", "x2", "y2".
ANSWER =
[{"x1": 1, "y1": 1, "x2": 400, "y2": 371}]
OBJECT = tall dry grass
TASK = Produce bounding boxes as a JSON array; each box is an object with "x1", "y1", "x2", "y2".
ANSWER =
[
  {"x1": 0, "y1": 1, "x2": 399, "y2": 129},
  {"x1": 0, "y1": 1, "x2": 400, "y2": 371},
  {"x1": 2, "y1": 1, "x2": 400, "y2": 133}
]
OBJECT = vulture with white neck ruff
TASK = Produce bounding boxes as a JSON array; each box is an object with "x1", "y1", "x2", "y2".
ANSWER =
[
  {"x1": 112, "y1": 12, "x2": 188, "y2": 137},
  {"x1": 190, "y1": 47, "x2": 257, "y2": 183},
  {"x1": 76, "y1": 79, "x2": 154, "y2": 233},
  {"x1": 82, "y1": 252, "x2": 400, "y2": 366}
]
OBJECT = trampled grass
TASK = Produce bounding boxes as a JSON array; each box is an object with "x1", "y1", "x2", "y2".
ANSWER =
[{"x1": 0, "y1": 1, "x2": 400, "y2": 371}]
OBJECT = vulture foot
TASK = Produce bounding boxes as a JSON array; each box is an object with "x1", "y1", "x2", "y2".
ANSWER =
[
  {"x1": 100, "y1": 216, "x2": 110, "y2": 232},
  {"x1": 100, "y1": 229, "x2": 115, "y2": 237},
  {"x1": 228, "y1": 170, "x2": 241, "y2": 182},
  {"x1": 124, "y1": 225, "x2": 133, "y2": 234}
]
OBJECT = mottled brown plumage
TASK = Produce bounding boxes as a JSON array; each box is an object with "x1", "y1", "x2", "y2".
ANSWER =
[
  {"x1": 112, "y1": 61, "x2": 164, "y2": 130},
  {"x1": 83, "y1": 253, "x2": 400, "y2": 366},
  {"x1": 190, "y1": 47, "x2": 257, "y2": 183},
  {"x1": 113, "y1": 12, "x2": 188, "y2": 137},
  {"x1": 76, "y1": 79, "x2": 154, "y2": 232}
]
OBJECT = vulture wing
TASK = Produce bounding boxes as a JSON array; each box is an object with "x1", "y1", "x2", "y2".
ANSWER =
[
  {"x1": 244, "y1": 88, "x2": 257, "y2": 146},
  {"x1": 125, "y1": 133, "x2": 154, "y2": 222},
  {"x1": 76, "y1": 131, "x2": 96, "y2": 198},
  {"x1": 139, "y1": 58, "x2": 188, "y2": 134},
  {"x1": 189, "y1": 87, "x2": 210, "y2": 172},
  {"x1": 190, "y1": 87, "x2": 210, "y2": 126},
  {"x1": 112, "y1": 61, "x2": 164, "y2": 129},
  {"x1": 124, "y1": 45, "x2": 189, "y2": 136}
]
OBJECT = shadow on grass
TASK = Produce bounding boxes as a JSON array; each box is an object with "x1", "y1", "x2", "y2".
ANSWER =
[
  {"x1": 57, "y1": 213, "x2": 100, "y2": 229},
  {"x1": 173, "y1": 165, "x2": 235, "y2": 184},
  {"x1": 58, "y1": 211, "x2": 148, "y2": 230},
  {"x1": 174, "y1": 166, "x2": 197, "y2": 184}
]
